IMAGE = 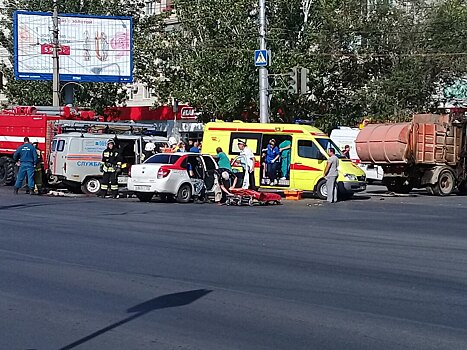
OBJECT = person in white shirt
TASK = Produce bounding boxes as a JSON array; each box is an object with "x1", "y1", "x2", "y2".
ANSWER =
[{"x1": 237, "y1": 140, "x2": 256, "y2": 189}]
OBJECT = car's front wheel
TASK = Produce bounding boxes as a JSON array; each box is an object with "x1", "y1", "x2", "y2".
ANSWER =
[
  {"x1": 315, "y1": 179, "x2": 327, "y2": 200},
  {"x1": 176, "y1": 184, "x2": 192, "y2": 203}
]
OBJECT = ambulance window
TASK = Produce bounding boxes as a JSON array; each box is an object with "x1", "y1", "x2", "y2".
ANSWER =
[
  {"x1": 298, "y1": 140, "x2": 323, "y2": 159},
  {"x1": 57, "y1": 140, "x2": 65, "y2": 152},
  {"x1": 51, "y1": 140, "x2": 57, "y2": 152},
  {"x1": 316, "y1": 138, "x2": 343, "y2": 157},
  {"x1": 229, "y1": 133, "x2": 262, "y2": 155}
]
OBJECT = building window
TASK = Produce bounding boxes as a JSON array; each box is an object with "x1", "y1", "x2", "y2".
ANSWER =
[
  {"x1": 143, "y1": 86, "x2": 152, "y2": 99},
  {"x1": 145, "y1": 0, "x2": 173, "y2": 15},
  {"x1": 145, "y1": 1, "x2": 156, "y2": 15}
]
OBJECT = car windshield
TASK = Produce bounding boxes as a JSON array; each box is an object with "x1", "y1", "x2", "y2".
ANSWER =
[
  {"x1": 316, "y1": 138, "x2": 344, "y2": 158},
  {"x1": 144, "y1": 154, "x2": 180, "y2": 164}
]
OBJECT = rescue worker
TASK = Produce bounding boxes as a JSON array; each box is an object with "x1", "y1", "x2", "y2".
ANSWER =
[
  {"x1": 32, "y1": 142, "x2": 45, "y2": 194},
  {"x1": 13, "y1": 137, "x2": 38, "y2": 195},
  {"x1": 99, "y1": 139, "x2": 121, "y2": 198},
  {"x1": 237, "y1": 140, "x2": 256, "y2": 190},
  {"x1": 141, "y1": 142, "x2": 156, "y2": 162},
  {"x1": 265, "y1": 138, "x2": 280, "y2": 186},
  {"x1": 359, "y1": 118, "x2": 370, "y2": 129}
]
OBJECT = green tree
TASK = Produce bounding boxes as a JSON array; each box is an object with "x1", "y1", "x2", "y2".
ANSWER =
[
  {"x1": 135, "y1": 0, "x2": 259, "y2": 121},
  {"x1": 136, "y1": 0, "x2": 467, "y2": 130},
  {"x1": 0, "y1": 0, "x2": 144, "y2": 114}
]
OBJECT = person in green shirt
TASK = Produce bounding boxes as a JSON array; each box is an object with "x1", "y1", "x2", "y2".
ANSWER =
[
  {"x1": 279, "y1": 139, "x2": 292, "y2": 179},
  {"x1": 216, "y1": 147, "x2": 232, "y2": 170}
]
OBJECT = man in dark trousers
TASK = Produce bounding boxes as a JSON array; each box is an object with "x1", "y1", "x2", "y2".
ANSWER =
[
  {"x1": 13, "y1": 137, "x2": 38, "y2": 195},
  {"x1": 32, "y1": 142, "x2": 45, "y2": 194},
  {"x1": 99, "y1": 139, "x2": 122, "y2": 198}
]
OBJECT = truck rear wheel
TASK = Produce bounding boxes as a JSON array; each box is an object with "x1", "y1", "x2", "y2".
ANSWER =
[
  {"x1": 0, "y1": 157, "x2": 16, "y2": 186},
  {"x1": 433, "y1": 170, "x2": 455, "y2": 196}
]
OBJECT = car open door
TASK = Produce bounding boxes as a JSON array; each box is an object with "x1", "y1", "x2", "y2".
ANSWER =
[{"x1": 202, "y1": 155, "x2": 217, "y2": 192}]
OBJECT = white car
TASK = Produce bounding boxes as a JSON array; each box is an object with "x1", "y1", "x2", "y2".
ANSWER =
[{"x1": 128, "y1": 152, "x2": 218, "y2": 203}]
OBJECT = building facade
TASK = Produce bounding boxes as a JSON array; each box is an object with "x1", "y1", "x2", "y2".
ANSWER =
[{"x1": 125, "y1": 0, "x2": 176, "y2": 107}]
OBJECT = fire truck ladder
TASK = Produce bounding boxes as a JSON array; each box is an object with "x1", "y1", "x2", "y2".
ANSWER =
[{"x1": 55, "y1": 120, "x2": 157, "y2": 135}]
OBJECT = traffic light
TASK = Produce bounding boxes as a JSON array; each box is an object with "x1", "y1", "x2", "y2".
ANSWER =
[
  {"x1": 300, "y1": 67, "x2": 309, "y2": 95},
  {"x1": 287, "y1": 67, "x2": 298, "y2": 94}
]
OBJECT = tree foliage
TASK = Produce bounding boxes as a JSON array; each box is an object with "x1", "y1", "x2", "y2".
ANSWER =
[
  {"x1": 137, "y1": 0, "x2": 467, "y2": 131},
  {"x1": 0, "y1": 0, "x2": 144, "y2": 114},
  {"x1": 2, "y1": 0, "x2": 467, "y2": 129}
]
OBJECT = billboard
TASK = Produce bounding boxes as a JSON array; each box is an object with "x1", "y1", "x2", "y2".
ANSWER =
[{"x1": 13, "y1": 11, "x2": 133, "y2": 83}]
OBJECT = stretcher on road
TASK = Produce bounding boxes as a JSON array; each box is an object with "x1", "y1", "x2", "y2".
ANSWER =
[{"x1": 226, "y1": 188, "x2": 282, "y2": 206}]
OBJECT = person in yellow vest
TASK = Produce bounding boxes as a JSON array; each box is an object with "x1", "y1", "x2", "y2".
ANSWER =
[
  {"x1": 359, "y1": 118, "x2": 370, "y2": 129},
  {"x1": 99, "y1": 139, "x2": 122, "y2": 198}
]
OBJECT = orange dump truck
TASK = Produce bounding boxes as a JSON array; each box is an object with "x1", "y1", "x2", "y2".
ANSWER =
[{"x1": 355, "y1": 114, "x2": 467, "y2": 195}]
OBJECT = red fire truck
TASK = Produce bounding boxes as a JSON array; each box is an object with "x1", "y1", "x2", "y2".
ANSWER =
[{"x1": 0, "y1": 106, "x2": 98, "y2": 185}]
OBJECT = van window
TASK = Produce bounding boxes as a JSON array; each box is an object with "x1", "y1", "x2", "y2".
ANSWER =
[
  {"x1": 229, "y1": 133, "x2": 262, "y2": 155},
  {"x1": 51, "y1": 139, "x2": 57, "y2": 152},
  {"x1": 145, "y1": 154, "x2": 180, "y2": 164},
  {"x1": 316, "y1": 138, "x2": 343, "y2": 157},
  {"x1": 298, "y1": 140, "x2": 323, "y2": 159},
  {"x1": 57, "y1": 140, "x2": 65, "y2": 152}
]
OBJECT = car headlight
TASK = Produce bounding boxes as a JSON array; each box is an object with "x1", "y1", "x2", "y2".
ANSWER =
[{"x1": 344, "y1": 173, "x2": 357, "y2": 181}]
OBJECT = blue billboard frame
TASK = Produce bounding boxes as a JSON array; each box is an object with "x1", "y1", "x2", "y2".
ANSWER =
[{"x1": 13, "y1": 10, "x2": 133, "y2": 83}]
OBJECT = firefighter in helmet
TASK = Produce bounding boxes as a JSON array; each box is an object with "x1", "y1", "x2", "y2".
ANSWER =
[{"x1": 99, "y1": 139, "x2": 121, "y2": 198}]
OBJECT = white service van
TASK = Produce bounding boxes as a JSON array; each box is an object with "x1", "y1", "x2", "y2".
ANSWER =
[
  {"x1": 330, "y1": 126, "x2": 383, "y2": 182},
  {"x1": 49, "y1": 132, "x2": 168, "y2": 194}
]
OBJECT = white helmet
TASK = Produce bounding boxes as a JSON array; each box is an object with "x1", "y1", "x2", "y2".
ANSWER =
[
  {"x1": 145, "y1": 142, "x2": 156, "y2": 152},
  {"x1": 168, "y1": 136, "x2": 177, "y2": 146},
  {"x1": 221, "y1": 171, "x2": 230, "y2": 181}
]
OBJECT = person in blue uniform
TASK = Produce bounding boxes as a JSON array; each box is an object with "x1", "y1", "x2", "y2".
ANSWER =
[
  {"x1": 13, "y1": 137, "x2": 38, "y2": 195},
  {"x1": 265, "y1": 139, "x2": 280, "y2": 185}
]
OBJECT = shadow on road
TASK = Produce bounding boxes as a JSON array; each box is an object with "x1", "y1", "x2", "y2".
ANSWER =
[
  {"x1": 58, "y1": 289, "x2": 212, "y2": 350},
  {"x1": 0, "y1": 202, "x2": 58, "y2": 211},
  {"x1": 350, "y1": 195, "x2": 371, "y2": 200}
]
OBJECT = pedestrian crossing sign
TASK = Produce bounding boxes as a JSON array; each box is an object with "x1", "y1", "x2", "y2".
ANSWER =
[{"x1": 254, "y1": 50, "x2": 268, "y2": 67}]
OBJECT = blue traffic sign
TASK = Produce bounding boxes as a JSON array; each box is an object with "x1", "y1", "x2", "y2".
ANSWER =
[{"x1": 254, "y1": 50, "x2": 268, "y2": 67}]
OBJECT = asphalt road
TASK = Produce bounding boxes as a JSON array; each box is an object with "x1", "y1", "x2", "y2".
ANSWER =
[{"x1": 1, "y1": 185, "x2": 467, "y2": 350}]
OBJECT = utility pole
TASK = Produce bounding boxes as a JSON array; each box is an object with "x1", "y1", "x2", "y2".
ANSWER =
[
  {"x1": 52, "y1": 0, "x2": 60, "y2": 107},
  {"x1": 258, "y1": 0, "x2": 269, "y2": 123}
]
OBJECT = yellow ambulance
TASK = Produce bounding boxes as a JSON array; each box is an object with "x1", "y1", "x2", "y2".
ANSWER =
[{"x1": 202, "y1": 121, "x2": 366, "y2": 199}]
